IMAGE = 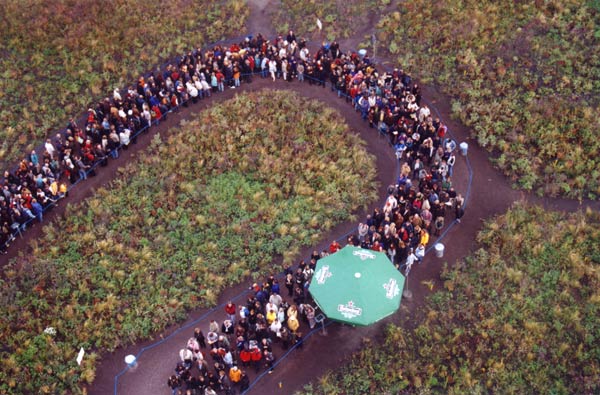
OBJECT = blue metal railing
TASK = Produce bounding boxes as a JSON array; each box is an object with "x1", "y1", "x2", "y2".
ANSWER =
[
  {"x1": 111, "y1": 67, "x2": 473, "y2": 395},
  {"x1": 0, "y1": 29, "x2": 473, "y2": 394}
]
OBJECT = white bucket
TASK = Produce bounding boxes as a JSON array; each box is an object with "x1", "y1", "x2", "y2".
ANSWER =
[
  {"x1": 124, "y1": 354, "x2": 137, "y2": 368},
  {"x1": 358, "y1": 49, "x2": 367, "y2": 59},
  {"x1": 434, "y1": 243, "x2": 445, "y2": 258},
  {"x1": 459, "y1": 142, "x2": 468, "y2": 156}
]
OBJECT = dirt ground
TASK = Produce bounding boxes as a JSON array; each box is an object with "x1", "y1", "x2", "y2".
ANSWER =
[{"x1": 2, "y1": 0, "x2": 599, "y2": 394}]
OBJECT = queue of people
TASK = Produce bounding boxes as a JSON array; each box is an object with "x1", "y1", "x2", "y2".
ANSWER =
[
  {"x1": 0, "y1": 28, "x2": 465, "y2": 393},
  {"x1": 152, "y1": 29, "x2": 463, "y2": 394},
  {"x1": 167, "y1": 271, "x2": 315, "y2": 395},
  {"x1": 251, "y1": 31, "x2": 466, "y2": 275},
  {"x1": 1, "y1": 29, "x2": 464, "y2": 263},
  {"x1": 0, "y1": 32, "x2": 264, "y2": 253}
]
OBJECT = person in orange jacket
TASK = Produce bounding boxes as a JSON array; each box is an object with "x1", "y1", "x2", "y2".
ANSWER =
[{"x1": 228, "y1": 365, "x2": 242, "y2": 384}]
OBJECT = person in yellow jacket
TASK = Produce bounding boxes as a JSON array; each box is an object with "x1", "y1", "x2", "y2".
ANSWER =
[
  {"x1": 419, "y1": 228, "x2": 430, "y2": 246},
  {"x1": 287, "y1": 304, "x2": 298, "y2": 319},
  {"x1": 287, "y1": 315, "x2": 299, "y2": 333},
  {"x1": 49, "y1": 180, "x2": 59, "y2": 197},
  {"x1": 59, "y1": 182, "x2": 68, "y2": 198},
  {"x1": 287, "y1": 305, "x2": 300, "y2": 333},
  {"x1": 228, "y1": 365, "x2": 242, "y2": 384},
  {"x1": 266, "y1": 308, "x2": 277, "y2": 325}
]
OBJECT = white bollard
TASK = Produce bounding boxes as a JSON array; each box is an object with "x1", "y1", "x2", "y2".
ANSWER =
[
  {"x1": 434, "y1": 243, "x2": 445, "y2": 258},
  {"x1": 124, "y1": 355, "x2": 137, "y2": 369}
]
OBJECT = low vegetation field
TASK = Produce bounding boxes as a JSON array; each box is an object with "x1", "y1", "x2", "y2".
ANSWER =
[
  {"x1": 300, "y1": 205, "x2": 600, "y2": 394},
  {"x1": 374, "y1": 1, "x2": 600, "y2": 198},
  {"x1": 0, "y1": 0, "x2": 248, "y2": 168},
  {"x1": 0, "y1": 90, "x2": 378, "y2": 394}
]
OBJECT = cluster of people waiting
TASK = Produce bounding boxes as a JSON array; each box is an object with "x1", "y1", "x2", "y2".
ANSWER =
[
  {"x1": 0, "y1": 29, "x2": 464, "y2": 259},
  {"x1": 0, "y1": 28, "x2": 465, "y2": 391},
  {"x1": 0, "y1": 31, "x2": 273, "y2": 253},
  {"x1": 166, "y1": 29, "x2": 468, "y2": 393},
  {"x1": 250, "y1": 29, "x2": 467, "y2": 275},
  {"x1": 167, "y1": 264, "x2": 322, "y2": 395}
]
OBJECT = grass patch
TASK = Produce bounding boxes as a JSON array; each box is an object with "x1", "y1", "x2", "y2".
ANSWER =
[
  {"x1": 272, "y1": 1, "x2": 387, "y2": 41},
  {"x1": 373, "y1": 1, "x2": 600, "y2": 199}
]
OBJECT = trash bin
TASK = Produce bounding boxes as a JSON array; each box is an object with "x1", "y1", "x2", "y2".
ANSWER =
[
  {"x1": 358, "y1": 49, "x2": 367, "y2": 59},
  {"x1": 434, "y1": 243, "x2": 445, "y2": 258},
  {"x1": 459, "y1": 142, "x2": 468, "y2": 156},
  {"x1": 124, "y1": 355, "x2": 137, "y2": 368}
]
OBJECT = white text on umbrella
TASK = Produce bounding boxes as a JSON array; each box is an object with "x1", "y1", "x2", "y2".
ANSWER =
[
  {"x1": 315, "y1": 265, "x2": 332, "y2": 285},
  {"x1": 383, "y1": 278, "x2": 400, "y2": 299},
  {"x1": 337, "y1": 301, "x2": 363, "y2": 319},
  {"x1": 352, "y1": 250, "x2": 376, "y2": 260}
]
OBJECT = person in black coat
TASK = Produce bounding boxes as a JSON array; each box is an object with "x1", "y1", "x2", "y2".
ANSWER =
[{"x1": 239, "y1": 371, "x2": 250, "y2": 392}]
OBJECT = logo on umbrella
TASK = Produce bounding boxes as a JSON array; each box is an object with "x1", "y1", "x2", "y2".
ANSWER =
[
  {"x1": 315, "y1": 265, "x2": 332, "y2": 285},
  {"x1": 337, "y1": 301, "x2": 362, "y2": 319},
  {"x1": 352, "y1": 250, "x2": 376, "y2": 260},
  {"x1": 383, "y1": 278, "x2": 400, "y2": 299}
]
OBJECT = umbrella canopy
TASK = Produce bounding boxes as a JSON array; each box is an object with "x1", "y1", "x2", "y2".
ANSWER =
[{"x1": 308, "y1": 245, "x2": 405, "y2": 326}]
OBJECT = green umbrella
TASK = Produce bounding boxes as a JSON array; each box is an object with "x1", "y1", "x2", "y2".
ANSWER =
[{"x1": 308, "y1": 245, "x2": 405, "y2": 326}]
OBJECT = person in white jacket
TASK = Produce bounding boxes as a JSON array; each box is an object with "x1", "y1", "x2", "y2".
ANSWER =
[
  {"x1": 193, "y1": 76, "x2": 203, "y2": 98},
  {"x1": 415, "y1": 244, "x2": 426, "y2": 262},
  {"x1": 186, "y1": 81, "x2": 199, "y2": 103},
  {"x1": 44, "y1": 139, "x2": 56, "y2": 160},
  {"x1": 269, "y1": 59, "x2": 278, "y2": 81},
  {"x1": 405, "y1": 248, "x2": 418, "y2": 275},
  {"x1": 119, "y1": 128, "x2": 131, "y2": 149}
]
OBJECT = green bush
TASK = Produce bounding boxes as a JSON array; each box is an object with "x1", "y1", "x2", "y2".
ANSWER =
[{"x1": 373, "y1": 1, "x2": 600, "y2": 199}]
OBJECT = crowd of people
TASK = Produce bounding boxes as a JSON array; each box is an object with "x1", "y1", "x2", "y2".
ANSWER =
[
  {"x1": 167, "y1": 270, "x2": 317, "y2": 395},
  {"x1": 239, "y1": 30, "x2": 466, "y2": 275},
  {"x1": 159, "y1": 32, "x2": 464, "y2": 394},
  {"x1": 0, "y1": 30, "x2": 327, "y2": 253},
  {"x1": 349, "y1": 140, "x2": 464, "y2": 276},
  {"x1": 0, "y1": 29, "x2": 464, "y2": 261},
  {"x1": 0, "y1": 27, "x2": 465, "y2": 392},
  {"x1": 160, "y1": 30, "x2": 465, "y2": 394}
]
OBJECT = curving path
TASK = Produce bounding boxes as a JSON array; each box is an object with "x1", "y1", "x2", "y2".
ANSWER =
[
  {"x1": 91, "y1": 63, "x2": 599, "y2": 395},
  {"x1": 3, "y1": 1, "x2": 600, "y2": 394}
]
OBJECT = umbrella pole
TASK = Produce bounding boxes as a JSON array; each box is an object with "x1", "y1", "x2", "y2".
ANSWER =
[
  {"x1": 315, "y1": 313, "x2": 327, "y2": 335},
  {"x1": 402, "y1": 273, "x2": 413, "y2": 300}
]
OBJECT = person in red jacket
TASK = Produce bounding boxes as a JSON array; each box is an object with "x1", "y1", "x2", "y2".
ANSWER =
[
  {"x1": 215, "y1": 70, "x2": 225, "y2": 92},
  {"x1": 328, "y1": 240, "x2": 341, "y2": 254},
  {"x1": 239, "y1": 347, "x2": 251, "y2": 367},
  {"x1": 250, "y1": 347, "x2": 262, "y2": 373},
  {"x1": 151, "y1": 104, "x2": 162, "y2": 123},
  {"x1": 225, "y1": 301, "x2": 236, "y2": 324}
]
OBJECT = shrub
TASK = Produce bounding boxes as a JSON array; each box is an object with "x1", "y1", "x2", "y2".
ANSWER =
[{"x1": 371, "y1": 1, "x2": 600, "y2": 199}]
